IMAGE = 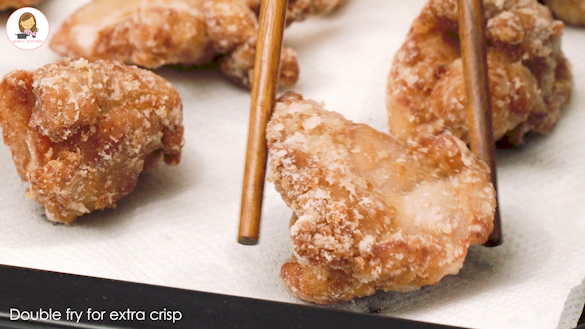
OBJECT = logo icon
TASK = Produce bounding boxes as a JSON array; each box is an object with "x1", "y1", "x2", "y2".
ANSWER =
[{"x1": 6, "y1": 7, "x2": 49, "y2": 50}]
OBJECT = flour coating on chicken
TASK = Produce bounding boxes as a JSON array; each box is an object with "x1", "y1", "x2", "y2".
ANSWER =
[
  {"x1": 387, "y1": 0, "x2": 572, "y2": 146},
  {"x1": 267, "y1": 92, "x2": 495, "y2": 304},
  {"x1": 50, "y1": 0, "x2": 344, "y2": 88},
  {"x1": 0, "y1": 59, "x2": 184, "y2": 223}
]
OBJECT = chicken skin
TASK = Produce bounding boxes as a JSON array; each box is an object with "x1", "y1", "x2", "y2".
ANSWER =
[
  {"x1": 267, "y1": 92, "x2": 495, "y2": 304},
  {"x1": 545, "y1": 0, "x2": 585, "y2": 25},
  {"x1": 50, "y1": 0, "x2": 345, "y2": 88},
  {"x1": 0, "y1": 59, "x2": 184, "y2": 223},
  {"x1": 387, "y1": 0, "x2": 572, "y2": 146}
]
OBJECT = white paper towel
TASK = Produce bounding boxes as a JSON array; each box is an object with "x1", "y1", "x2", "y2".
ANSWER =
[{"x1": 0, "y1": 1, "x2": 584, "y2": 329}]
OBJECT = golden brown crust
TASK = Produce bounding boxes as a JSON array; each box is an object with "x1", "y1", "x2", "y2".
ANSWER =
[
  {"x1": 50, "y1": 0, "x2": 342, "y2": 88},
  {"x1": 387, "y1": 0, "x2": 572, "y2": 146},
  {"x1": 545, "y1": 0, "x2": 585, "y2": 26},
  {"x1": 268, "y1": 92, "x2": 495, "y2": 304},
  {"x1": 285, "y1": 0, "x2": 346, "y2": 25},
  {"x1": 0, "y1": 59, "x2": 184, "y2": 223},
  {"x1": 0, "y1": 0, "x2": 42, "y2": 10},
  {"x1": 228, "y1": 0, "x2": 345, "y2": 23}
]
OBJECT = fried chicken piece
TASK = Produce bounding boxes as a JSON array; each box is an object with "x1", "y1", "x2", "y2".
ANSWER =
[
  {"x1": 0, "y1": 59, "x2": 184, "y2": 223},
  {"x1": 387, "y1": 0, "x2": 572, "y2": 146},
  {"x1": 267, "y1": 92, "x2": 495, "y2": 304},
  {"x1": 545, "y1": 0, "x2": 585, "y2": 25},
  {"x1": 0, "y1": 0, "x2": 42, "y2": 10},
  {"x1": 284, "y1": 0, "x2": 346, "y2": 24},
  {"x1": 245, "y1": 0, "x2": 345, "y2": 24},
  {"x1": 50, "y1": 0, "x2": 344, "y2": 88}
]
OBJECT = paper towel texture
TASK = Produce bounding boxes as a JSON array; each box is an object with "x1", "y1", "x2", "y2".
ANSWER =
[{"x1": 0, "y1": 1, "x2": 584, "y2": 329}]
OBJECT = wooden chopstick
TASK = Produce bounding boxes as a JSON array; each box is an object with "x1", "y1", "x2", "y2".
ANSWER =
[
  {"x1": 238, "y1": 0, "x2": 289, "y2": 245},
  {"x1": 239, "y1": 0, "x2": 503, "y2": 246},
  {"x1": 457, "y1": 0, "x2": 503, "y2": 247}
]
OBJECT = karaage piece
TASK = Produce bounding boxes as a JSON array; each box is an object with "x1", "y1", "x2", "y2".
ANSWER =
[
  {"x1": 545, "y1": 0, "x2": 585, "y2": 25},
  {"x1": 0, "y1": 0, "x2": 42, "y2": 10},
  {"x1": 244, "y1": 0, "x2": 345, "y2": 23},
  {"x1": 0, "y1": 59, "x2": 184, "y2": 223},
  {"x1": 387, "y1": 0, "x2": 572, "y2": 146},
  {"x1": 267, "y1": 92, "x2": 496, "y2": 304},
  {"x1": 285, "y1": 0, "x2": 346, "y2": 24},
  {"x1": 50, "y1": 0, "x2": 343, "y2": 88}
]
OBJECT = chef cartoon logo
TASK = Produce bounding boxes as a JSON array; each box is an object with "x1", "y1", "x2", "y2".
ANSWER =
[
  {"x1": 6, "y1": 7, "x2": 49, "y2": 50},
  {"x1": 19, "y1": 12, "x2": 38, "y2": 37}
]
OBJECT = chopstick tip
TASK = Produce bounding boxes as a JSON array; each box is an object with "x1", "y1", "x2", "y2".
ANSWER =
[{"x1": 238, "y1": 237, "x2": 259, "y2": 246}]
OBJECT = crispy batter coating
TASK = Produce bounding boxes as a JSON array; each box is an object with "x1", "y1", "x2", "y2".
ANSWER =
[
  {"x1": 0, "y1": 59, "x2": 184, "y2": 223},
  {"x1": 0, "y1": 0, "x2": 42, "y2": 10},
  {"x1": 50, "y1": 0, "x2": 343, "y2": 88},
  {"x1": 245, "y1": 0, "x2": 345, "y2": 24},
  {"x1": 545, "y1": 0, "x2": 585, "y2": 25},
  {"x1": 285, "y1": 0, "x2": 346, "y2": 25},
  {"x1": 387, "y1": 0, "x2": 572, "y2": 146},
  {"x1": 267, "y1": 92, "x2": 495, "y2": 304}
]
